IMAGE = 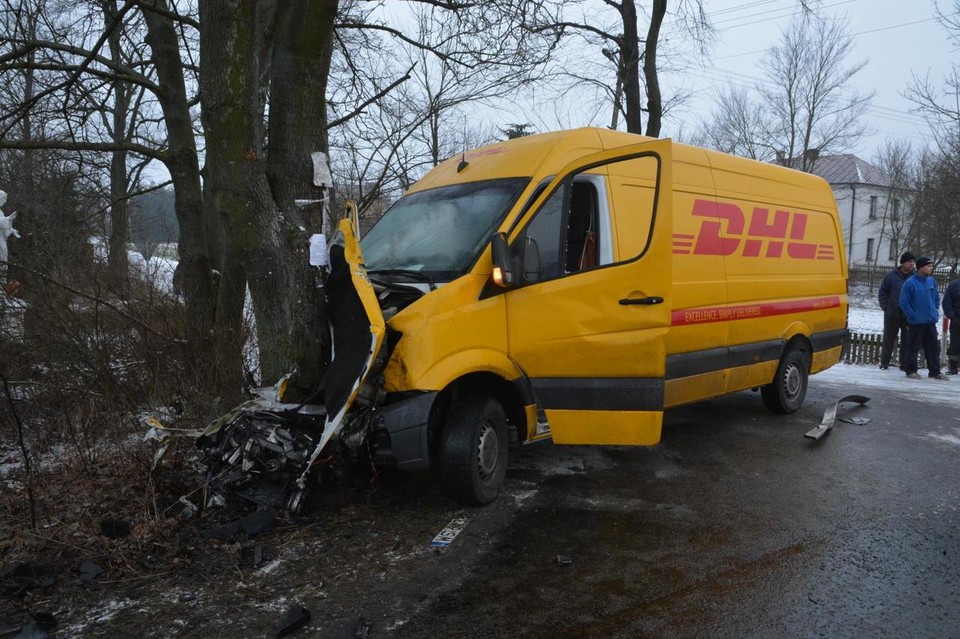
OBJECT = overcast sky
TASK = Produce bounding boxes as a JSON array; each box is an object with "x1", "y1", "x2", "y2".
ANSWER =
[{"x1": 682, "y1": 0, "x2": 954, "y2": 161}]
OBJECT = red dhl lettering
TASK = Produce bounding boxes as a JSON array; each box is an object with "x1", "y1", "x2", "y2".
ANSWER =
[
  {"x1": 673, "y1": 199, "x2": 835, "y2": 260},
  {"x1": 672, "y1": 296, "x2": 842, "y2": 326}
]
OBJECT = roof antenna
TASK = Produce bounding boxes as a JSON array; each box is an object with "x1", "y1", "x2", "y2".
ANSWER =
[{"x1": 457, "y1": 116, "x2": 469, "y2": 173}]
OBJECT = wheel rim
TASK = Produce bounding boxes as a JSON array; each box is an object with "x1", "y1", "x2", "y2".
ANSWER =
[
  {"x1": 476, "y1": 421, "x2": 500, "y2": 480},
  {"x1": 783, "y1": 362, "x2": 803, "y2": 399}
]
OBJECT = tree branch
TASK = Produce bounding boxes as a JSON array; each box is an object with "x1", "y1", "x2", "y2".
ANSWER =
[{"x1": 328, "y1": 65, "x2": 414, "y2": 129}]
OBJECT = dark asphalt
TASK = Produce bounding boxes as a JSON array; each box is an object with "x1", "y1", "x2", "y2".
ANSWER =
[{"x1": 394, "y1": 375, "x2": 960, "y2": 638}]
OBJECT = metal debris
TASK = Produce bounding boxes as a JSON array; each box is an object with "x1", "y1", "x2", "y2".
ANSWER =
[
  {"x1": 805, "y1": 395, "x2": 870, "y2": 440},
  {"x1": 275, "y1": 604, "x2": 311, "y2": 637}
]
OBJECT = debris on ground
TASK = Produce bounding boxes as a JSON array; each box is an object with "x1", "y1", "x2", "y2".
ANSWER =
[
  {"x1": 429, "y1": 516, "x2": 469, "y2": 547},
  {"x1": 77, "y1": 561, "x2": 105, "y2": 584},
  {"x1": 805, "y1": 395, "x2": 870, "y2": 440},
  {"x1": 98, "y1": 518, "x2": 131, "y2": 539},
  {"x1": 275, "y1": 604, "x2": 311, "y2": 637},
  {"x1": 198, "y1": 508, "x2": 278, "y2": 542}
]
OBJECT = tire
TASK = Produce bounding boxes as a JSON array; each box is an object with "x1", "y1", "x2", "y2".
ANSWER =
[
  {"x1": 439, "y1": 396, "x2": 509, "y2": 506},
  {"x1": 761, "y1": 348, "x2": 809, "y2": 414}
]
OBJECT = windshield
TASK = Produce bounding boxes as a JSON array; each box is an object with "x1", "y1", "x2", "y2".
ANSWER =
[{"x1": 361, "y1": 178, "x2": 529, "y2": 280}]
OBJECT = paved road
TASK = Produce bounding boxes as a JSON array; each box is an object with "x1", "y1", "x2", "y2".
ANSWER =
[{"x1": 393, "y1": 373, "x2": 960, "y2": 638}]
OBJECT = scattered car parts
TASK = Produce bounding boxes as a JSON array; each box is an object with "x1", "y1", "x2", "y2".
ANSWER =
[{"x1": 805, "y1": 395, "x2": 870, "y2": 440}]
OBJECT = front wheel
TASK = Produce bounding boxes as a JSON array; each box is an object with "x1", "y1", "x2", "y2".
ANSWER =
[
  {"x1": 761, "y1": 348, "x2": 809, "y2": 414},
  {"x1": 439, "y1": 396, "x2": 509, "y2": 506}
]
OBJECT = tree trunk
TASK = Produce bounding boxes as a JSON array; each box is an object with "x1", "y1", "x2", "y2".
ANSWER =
[
  {"x1": 620, "y1": 0, "x2": 643, "y2": 134},
  {"x1": 141, "y1": 0, "x2": 219, "y2": 380},
  {"x1": 200, "y1": 0, "x2": 337, "y2": 394},
  {"x1": 104, "y1": 0, "x2": 130, "y2": 291},
  {"x1": 643, "y1": 0, "x2": 667, "y2": 138},
  {"x1": 263, "y1": 0, "x2": 338, "y2": 390}
]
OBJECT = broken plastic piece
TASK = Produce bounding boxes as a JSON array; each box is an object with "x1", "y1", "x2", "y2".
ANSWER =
[
  {"x1": 78, "y1": 561, "x2": 105, "y2": 584},
  {"x1": 99, "y1": 518, "x2": 131, "y2": 539},
  {"x1": 2, "y1": 563, "x2": 48, "y2": 599},
  {"x1": 199, "y1": 508, "x2": 277, "y2": 541},
  {"x1": 805, "y1": 395, "x2": 870, "y2": 440},
  {"x1": 239, "y1": 543, "x2": 263, "y2": 569},
  {"x1": 275, "y1": 604, "x2": 311, "y2": 637},
  {"x1": 838, "y1": 415, "x2": 871, "y2": 425}
]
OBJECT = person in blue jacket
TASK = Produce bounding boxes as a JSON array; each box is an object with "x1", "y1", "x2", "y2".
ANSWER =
[
  {"x1": 878, "y1": 251, "x2": 915, "y2": 370},
  {"x1": 943, "y1": 275, "x2": 960, "y2": 375},
  {"x1": 899, "y1": 256, "x2": 948, "y2": 379}
]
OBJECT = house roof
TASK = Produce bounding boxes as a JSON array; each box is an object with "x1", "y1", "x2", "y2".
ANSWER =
[{"x1": 808, "y1": 154, "x2": 892, "y2": 187}]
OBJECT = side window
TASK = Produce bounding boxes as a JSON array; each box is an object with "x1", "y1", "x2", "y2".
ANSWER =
[
  {"x1": 511, "y1": 179, "x2": 601, "y2": 284},
  {"x1": 512, "y1": 186, "x2": 564, "y2": 283},
  {"x1": 510, "y1": 153, "x2": 659, "y2": 287}
]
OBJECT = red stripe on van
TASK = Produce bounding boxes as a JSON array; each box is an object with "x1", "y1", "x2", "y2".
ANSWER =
[{"x1": 671, "y1": 296, "x2": 842, "y2": 326}]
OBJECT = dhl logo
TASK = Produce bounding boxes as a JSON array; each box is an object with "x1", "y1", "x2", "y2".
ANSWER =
[{"x1": 673, "y1": 199, "x2": 835, "y2": 260}]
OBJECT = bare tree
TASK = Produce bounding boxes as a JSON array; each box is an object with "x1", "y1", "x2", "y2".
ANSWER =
[
  {"x1": 905, "y1": 0, "x2": 960, "y2": 269},
  {"x1": 700, "y1": 15, "x2": 872, "y2": 172},
  {"x1": 872, "y1": 140, "x2": 915, "y2": 267},
  {"x1": 529, "y1": 0, "x2": 712, "y2": 137}
]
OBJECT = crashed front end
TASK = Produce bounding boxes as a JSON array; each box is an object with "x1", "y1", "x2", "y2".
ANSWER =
[{"x1": 195, "y1": 219, "x2": 427, "y2": 515}]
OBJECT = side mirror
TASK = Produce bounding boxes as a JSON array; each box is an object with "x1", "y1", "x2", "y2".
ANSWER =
[{"x1": 490, "y1": 232, "x2": 514, "y2": 288}]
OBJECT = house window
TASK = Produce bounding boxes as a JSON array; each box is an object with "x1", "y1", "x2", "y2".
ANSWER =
[
  {"x1": 869, "y1": 195, "x2": 878, "y2": 220},
  {"x1": 866, "y1": 238, "x2": 875, "y2": 262},
  {"x1": 888, "y1": 239, "x2": 897, "y2": 261},
  {"x1": 892, "y1": 198, "x2": 900, "y2": 221}
]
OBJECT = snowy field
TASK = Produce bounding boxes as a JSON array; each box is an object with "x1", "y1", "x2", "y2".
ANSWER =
[{"x1": 846, "y1": 283, "x2": 884, "y2": 334}]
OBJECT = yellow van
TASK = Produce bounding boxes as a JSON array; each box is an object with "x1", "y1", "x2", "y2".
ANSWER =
[{"x1": 200, "y1": 128, "x2": 847, "y2": 511}]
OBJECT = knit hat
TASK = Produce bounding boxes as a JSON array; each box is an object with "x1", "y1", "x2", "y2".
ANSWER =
[
  {"x1": 916, "y1": 256, "x2": 932, "y2": 268},
  {"x1": 900, "y1": 252, "x2": 916, "y2": 264}
]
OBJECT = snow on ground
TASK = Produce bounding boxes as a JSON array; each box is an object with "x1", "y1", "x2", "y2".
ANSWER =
[
  {"x1": 846, "y1": 283, "x2": 884, "y2": 334},
  {"x1": 820, "y1": 283, "x2": 956, "y2": 407},
  {"x1": 814, "y1": 362, "x2": 957, "y2": 408}
]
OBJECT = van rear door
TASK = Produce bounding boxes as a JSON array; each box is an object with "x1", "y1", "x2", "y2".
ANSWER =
[{"x1": 503, "y1": 140, "x2": 673, "y2": 445}]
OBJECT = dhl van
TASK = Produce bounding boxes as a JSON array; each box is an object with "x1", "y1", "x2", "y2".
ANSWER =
[{"x1": 200, "y1": 127, "x2": 848, "y2": 512}]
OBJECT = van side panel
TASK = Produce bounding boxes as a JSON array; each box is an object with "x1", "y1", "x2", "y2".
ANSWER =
[
  {"x1": 663, "y1": 147, "x2": 730, "y2": 407},
  {"x1": 704, "y1": 150, "x2": 847, "y2": 394}
]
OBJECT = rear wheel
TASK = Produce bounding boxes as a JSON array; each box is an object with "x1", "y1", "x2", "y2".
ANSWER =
[
  {"x1": 439, "y1": 396, "x2": 508, "y2": 506},
  {"x1": 761, "y1": 347, "x2": 809, "y2": 414}
]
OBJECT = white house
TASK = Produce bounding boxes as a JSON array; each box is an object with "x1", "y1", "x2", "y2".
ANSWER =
[{"x1": 808, "y1": 154, "x2": 911, "y2": 267}]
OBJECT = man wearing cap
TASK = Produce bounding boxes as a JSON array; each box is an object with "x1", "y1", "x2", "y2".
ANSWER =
[
  {"x1": 878, "y1": 252, "x2": 915, "y2": 370},
  {"x1": 899, "y1": 256, "x2": 948, "y2": 380}
]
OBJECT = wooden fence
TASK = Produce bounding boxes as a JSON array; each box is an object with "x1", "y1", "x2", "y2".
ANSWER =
[
  {"x1": 842, "y1": 330, "x2": 887, "y2": 365},
  {"x1": 841, "y1": 330, "x2": 933, "y2": 368}
]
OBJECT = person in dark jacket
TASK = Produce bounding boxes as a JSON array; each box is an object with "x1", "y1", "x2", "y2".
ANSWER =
[
  {"x1": 899, "y1": 256, "x2": 948, "y2": 380},
  {"x1": 878, "y1": 252, "x2": 915, "y2": 370},
  {"x1": 943, "y1": 276, "x2": 960, "y2": 375}
]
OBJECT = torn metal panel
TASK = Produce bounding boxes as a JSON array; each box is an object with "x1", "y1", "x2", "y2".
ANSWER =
[
  {"x1": 805, "y1": 395, "x2": 870, "y2": 440},
  {"x1": 295, "y1": 218, "x2": 386, "y2": 490}
]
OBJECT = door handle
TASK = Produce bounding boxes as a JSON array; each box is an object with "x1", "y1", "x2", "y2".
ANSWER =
[{"x1": 619, "y1": 296, "x2": 664, "y2": 306}]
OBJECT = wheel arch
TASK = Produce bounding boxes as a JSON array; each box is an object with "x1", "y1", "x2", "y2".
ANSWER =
[{"x1": 429, "y1": 372, "x2": 528, "y2": 456}]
